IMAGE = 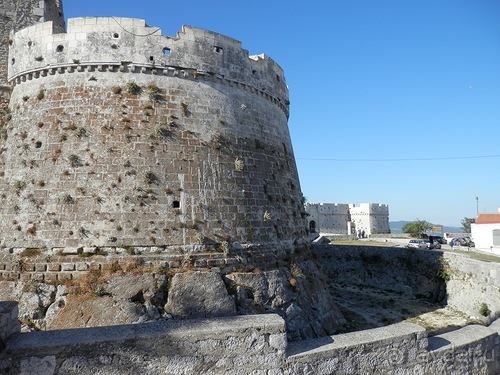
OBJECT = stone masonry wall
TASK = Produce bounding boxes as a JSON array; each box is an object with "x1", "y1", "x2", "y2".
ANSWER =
[
  {"x1": 1, "y1": 301, "x2": 499, "y2": 374},
  {"x1": 444, "y1": 253, "x2": 500, "y2": 324},
  {"x1": 1, "y1": 18, "x2": 307, "y2": 258},
  {"x1": 316, "y1": 244, "x2": 500, "y2": 322},
  {"x1": 0, "y1": 0, "x2": 64, "y2": 85},
  {"x1": 0, "y1": 247, "x2": 287, "y2": 285},
  {"x1": 1, "y1": 0, "x2": 64, "y2": 162},
  {"x1": 0, "y1": 309, "x2": 288, "y2": 375},
  {"x1": 315, "y1": 244, "x2": 446, "y2": 299}
]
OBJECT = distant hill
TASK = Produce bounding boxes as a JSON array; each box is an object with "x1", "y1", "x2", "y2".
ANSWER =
[{"x1": 390, "y1": 221, "x2": 461, "y2": 234}]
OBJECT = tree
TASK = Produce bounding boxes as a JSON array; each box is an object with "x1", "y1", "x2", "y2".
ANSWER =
[
  {"x1": 461, "y1": 217, "x2": 475, "y2": 233},
  {"x1": 402, "y1": 220, "x2": 433, "y2": 237}
]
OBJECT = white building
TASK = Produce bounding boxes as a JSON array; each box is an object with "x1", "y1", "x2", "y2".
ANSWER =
[
  {"x1": 304, "y1": 203, "x2": 390, "y2": 236},
  {"x1": 471, "y1": 212, "x2": 500, "y2": 255}
]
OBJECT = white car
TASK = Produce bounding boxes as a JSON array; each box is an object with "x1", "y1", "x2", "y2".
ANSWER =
[{"x1": 406, "y1": 239, "x2": 427, "y2": 249}]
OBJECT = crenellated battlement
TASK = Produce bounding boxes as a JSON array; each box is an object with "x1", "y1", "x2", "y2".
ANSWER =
[{"x1": 8, "y1": 18, "x2": 289, "y2": 116}]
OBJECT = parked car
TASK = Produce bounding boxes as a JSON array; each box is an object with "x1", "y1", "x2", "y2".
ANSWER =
[
  {"x1": 407, "y1": 239, "x2": 427, "y2": 249},
  {"x1": 426, "y1": 240, "x2": 442, "y2": 250},
  {"x1": 456, "y1": 237, "x2": 475, "y2": 247},
  {"x1": 431, "y1": 236, "x2": 446, "y2": 244}
]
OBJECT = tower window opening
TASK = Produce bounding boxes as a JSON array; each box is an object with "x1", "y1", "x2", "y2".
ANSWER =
[
  {"x1": 56, "y1": 45, "x2": 64, "y2": 52},
  {"x1": 163, "y1": 47, "x2": 171, "y2": 56},
  {"x1": 214, "y1": 46, "x2": 223, "y2": 53},
  {"x1": 113, "y1": 33, "x2": 119, "y2": 38},
  {"x1": 149, "y1": 56, "x2": 154, "y2": 62},
  {"x1": 172, "y1": 200, "x2": 180, "y2": 208}
]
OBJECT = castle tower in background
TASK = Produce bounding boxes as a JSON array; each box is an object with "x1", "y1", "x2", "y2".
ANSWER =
[
  {"x1": 0, "y1": 0, "x2": 65, "y2": 116},
  {"x1": 1, "y1": 15, "x2": 308, "y2": 259}
]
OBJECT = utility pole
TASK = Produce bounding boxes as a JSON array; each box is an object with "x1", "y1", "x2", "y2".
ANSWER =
[{"x1": 476, "y1": 196, "x2": 479, "y2": 216}]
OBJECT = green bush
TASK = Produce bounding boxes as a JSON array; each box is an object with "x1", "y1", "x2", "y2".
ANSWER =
[
  {"x1": 479, "y1": 303, "x2": 491, "y2": 317},
  {"x1": 20, "y1": 248, "x2": 41, "y2": 257}
]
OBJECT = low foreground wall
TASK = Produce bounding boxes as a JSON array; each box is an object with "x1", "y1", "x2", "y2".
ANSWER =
[{"x1": 1, "y1": 302, "x2": 499, "y2": 374}]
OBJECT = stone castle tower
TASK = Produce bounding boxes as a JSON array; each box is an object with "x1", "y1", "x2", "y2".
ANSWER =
[
  {"x1": 0, "y1": 8, "x2": 308, "y2": 259},
  {"x1": 0, "y1": 0, "x2": 65, "y2": 114}
]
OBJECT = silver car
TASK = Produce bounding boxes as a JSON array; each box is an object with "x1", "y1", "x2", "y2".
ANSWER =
[{"x1": 406, "y1": 239, "x2": 427, "y2": 249}]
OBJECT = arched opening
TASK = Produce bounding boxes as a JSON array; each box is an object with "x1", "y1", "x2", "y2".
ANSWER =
[{"x1": 309, "y1": 220, "x2": 317, "y2": 233}]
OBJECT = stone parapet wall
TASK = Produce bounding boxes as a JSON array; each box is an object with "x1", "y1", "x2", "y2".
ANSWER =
[
  {"x1": 0, "y1": 312, "x2": 287, "y2": 375},
  {"x1": 443, "y1": 252, "x2": 500, "y2": 323},
  {"x1": 1, "y1": 304, "x2": 499, "y2": 374},
  {"x1": 286, "y1": 322, "x2": 428, "y2": 373},
  {"x1": 287, "y1": 321, "x2": 500, "y2": 374}
]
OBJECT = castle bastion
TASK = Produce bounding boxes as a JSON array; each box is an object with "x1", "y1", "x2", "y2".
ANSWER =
[{"x1": 2, "y1": 17, "x2": 307, "y2": 255}]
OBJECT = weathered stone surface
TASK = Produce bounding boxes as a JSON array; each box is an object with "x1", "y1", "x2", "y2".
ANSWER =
[
  {"x1": 105, "y1": 273, "x2": 167, "y2": 307},
  {"x1": 164, "y1": 272, "x2": 237, "y2": 318},
  {"x1": 45, "y1": 274, "x2": 169, "y2": 330},
  {"x1": 0, "y1": 301, "x2": 20, "y2": 343},
  {"x1": 20, "y1": 355, "x2": 56, "y2": 375},
  {"x1": 0, "y1": 17, "x2": 306, "y2": 258},
  {"x1": 16, "y1": 284, "x2": 56, "y2": 331},
  {"x1": 46, "y1": 294, "x2": 143, "y2": 330},
  {"x1": 225, "y1": 260, "x2": 345, "y2": 340}
]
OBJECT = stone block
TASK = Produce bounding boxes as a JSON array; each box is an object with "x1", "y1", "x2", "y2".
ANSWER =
[
  {"x1": 61, "y1": 263, "x2": 75, "y2": 271},
  {"x1": 44, "y1": 273, "x2": 59, "y2": 284},
  {"x1": 76, "y1": 262, "x2": 89, "y2": 271},
  {"x1": 58, "y1": 273, "x2": 73, "y2": 281},
  {"x1": 47, "y1": 263, "x2": 61, "y2": 272},
  {"x1": 19, "y1": 273, "x2": 32, "y2": 281},
  {"x1": 164, "y1": 272, "x2": 237, "y2": 319},
  {"x1": 22, "y1": 263, "x2": 35, "y2": 272},
  {"x1": 32, "y1": 273, "x2": 45, "y2": 282},
  {"x1": 35, "y1": 263, "x2": 47, "y2": 272},
  {"x1": 62, "y1": 247, "x2": 81, "y2": 255}
]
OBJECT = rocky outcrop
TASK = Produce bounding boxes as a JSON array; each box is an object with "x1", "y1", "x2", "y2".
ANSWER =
[
  {"x1": 48, "y1": 273, "x2": 169, "y2": 329},
  {"x1": 0, "y1": 273, "x2": 170, "y2": 331},
  {"x1": 0, "y1": 261, "x2": 346, "y2": 340},
  {"x1": 164, "y1": 272, "x2": 237, "y2": 319},
  {"x1": 225, "y1": 261, "x2": 346, "y2": 340}
]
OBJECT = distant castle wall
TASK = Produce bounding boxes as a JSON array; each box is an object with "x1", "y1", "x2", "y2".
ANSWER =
[
  {"x1": 0, "y1": 18, "x2": 307, "y2": 258},
  {"x1": 350, "y1": 203, "x2": 390, "y2": 235},
  {"x1": 304, "y1": 203, "x2": 350, "y2": 235},
  {"x1": 305, "y1": 202, "x2": 389, "y2": 235}
]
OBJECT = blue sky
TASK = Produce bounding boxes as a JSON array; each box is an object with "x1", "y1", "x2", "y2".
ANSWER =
[{"x1": 63, "y1": 1, "x2": 500, "y2": 226}]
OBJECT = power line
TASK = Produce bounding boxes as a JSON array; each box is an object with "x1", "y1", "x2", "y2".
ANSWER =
[
  {"x1": 111, "y1": 17, "x2": 161, "y2": 37},
  {"x1": 296, "y1": 154, "x2": 500, "y2": 162}
]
